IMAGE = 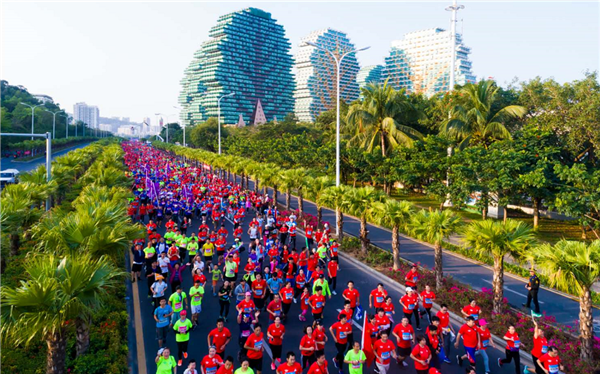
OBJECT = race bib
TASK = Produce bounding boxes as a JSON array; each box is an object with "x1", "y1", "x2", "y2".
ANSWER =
[
  {"x1": 339, "y1": 331, "x2": 346, "y2": 339},
  {"x1": 174, "y1": 302, "x2": 182, "y2": 310},
  {"x1": 402, "y1": 332, "x2": 411, "y2": 341},
  {"x1": 408, "y1": 304, "x2": 415, "y2": 309},
  {"x1": 274, "y1": 310, "x2": 281, "y2": 316},
  {"x1": 413, "y1": 276, "x2": 418, "y2": 282},
  {"x1": 376, "y1": 297, "x2": 383, "y2": 303},
  {"x1": 352, "y1": 363, "x2": 361, "y2": 369},
  {"x1": 425, "y1": 298, "x2": 432, "y2": 304},
  {"x1": 178, "y1": 325, "x2": 187, "y2": 333},
  {"x1": 242, "y1": 330, "x2": 251, "y2": 337},
  {"x1": 285, "y1": 293, "x2": 292, "y2": 300},
  {"x1": 482, "y1": 339, "x2": 489, "y2": 348},
  {"x1": 194, "y1": 295, "x2": 202, "y2": 302},
  {"x1": 254, "y1": 340, "x2": 263, "y2": 349},
  {"x1": 513, "y1": 340, "x2": 520, "y2": 349},
  {"x1": 255, "y1": 289, "x2": 263, "y2": 296},
  {"x1": 381, "y1": 351, "x2": 390, "y2": 359},
  {"x1": 316, "y1": 301, "x2": 323, "y2": 308},
  {"x1": 548, "y1": 364, "x2": 559, "y2": 373},
  {"x1": 541, "y1": 345, "x2": 548, "y2": 354},
  {"x1": 470, "y1": 314, "x2": 479, "y2": 320},
  {"x1": 207, "y1": 367, "x2": 217, "y2": 374}
]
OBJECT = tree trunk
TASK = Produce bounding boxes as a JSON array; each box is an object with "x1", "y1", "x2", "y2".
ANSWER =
[
  {"x1": 286, "y1": 190, "x2": 291, "y2": 210},
  {"x1": 336, "y1": 208, "x2": 344, "y2": 243},
  {"x1": 381, "y1": 133, "x2": 386, "y2": 158},
  {"x1": 76, "y1": 317, "x2": 90, "y2": 356},
  {"x1": 263, "y1": 186, "x2": 268, "y2": 196},
  {"x1": 482, "y1": 205, "x2": 488, "y2": 220},
  {"x1": 360, "y1": 216, "x2": 368, "y2": 254},
  {"x1": 297, "y1": 191, "x2": 304, "y2": 216},
  {"x1": 273, "y1": 185, "x2": 278, "y2": 203},
  {"x1": 439, "y1": 202, "x2": 445, "y2": 211},
  {"x1": 9, "y1": 233, "x2": 20, "y2": 257},
  {"x1": 492, "y1": 256, "x2": 505, "y2": 314},
  {"x1": 353, "y1": 179, "x2": 357, "y2": 188},
  {"x1": 317, "y1": 206, "x2": 322, "y2": 228},
  {"x1": 392, "y1": 225, "x2": 401, "y2": 271},
  {"x1": 503, "y1": 207, "x2": 508, "y2": 224},
  {"x1": 46, "y1": 330, "x2": 67, "y2": 374},
  {"x1": 581, "y1": 226, "x2": 587, "y2": 240},
  {"x1": 255, "y1": 179, "x2": 259, "y2": 193},
  {"x1": 532, "y1": 197, "x2": 541, "y2": 230},
  {"x1": 434, "y1": 242, "x2": 443, "y2": 290},
  {"x1": 579, "y1": 286, "x2": 594, "y2": 360}
]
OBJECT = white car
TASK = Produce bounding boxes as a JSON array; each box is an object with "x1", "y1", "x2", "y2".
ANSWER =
[{"x1": 0, "y1": 169, "x2": 19, "y2": 185}]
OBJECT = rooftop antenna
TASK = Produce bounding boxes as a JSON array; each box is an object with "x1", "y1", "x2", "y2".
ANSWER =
[{"x1": 445, "y1": 0, "x2": 465, "y2": 92}]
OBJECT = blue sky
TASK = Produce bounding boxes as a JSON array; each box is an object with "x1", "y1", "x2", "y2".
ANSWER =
[{"x1": 2, "y1": 1, "x2": 599, "y2": 122}]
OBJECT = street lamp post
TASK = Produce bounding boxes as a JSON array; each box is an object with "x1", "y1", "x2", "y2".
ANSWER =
[
  {"x1": 64, "y1": 114, "x2": 69, "y2": 139},
  {"x1": 45, "y1": 110, "x2": 63, "y2": 139},
  {"x1": 20, "y1": 102, "x2": 45, "y2": 140},
  {"x1": 303, "y1": 41, "x2": 369, "y2": 236},
  {"x1": 446, "y1": 0, "x2": 464, "y2": 91},
  {"x1": 217, "y1": 92, "x2": 235, "y2": 155}
]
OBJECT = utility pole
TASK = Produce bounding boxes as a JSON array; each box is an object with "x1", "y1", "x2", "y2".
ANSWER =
[{"x1": 446, "y1": 0, "x2": 464, "y2": 92}]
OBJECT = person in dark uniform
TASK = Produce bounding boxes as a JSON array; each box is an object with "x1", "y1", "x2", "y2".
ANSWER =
[{"x1": 523, "y1": 269, "x2": 541, "y2": 315}]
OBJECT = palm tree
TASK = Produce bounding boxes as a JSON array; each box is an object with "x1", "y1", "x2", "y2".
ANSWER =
[
  {"x1": 531, "y1": 240, "x2": 600, "y2": 361},
  {"x1": 0, "y1": 254, "x2": 125, "y2": 373},
  {"x1": 278, "y1": 169, "x2": 296, "y2": 210},
  {"x1": 440, "y1": 80, "x2": 527, "y2": 149},
  {"x1": 341, "y1": 186, "x2": 385, "y2": 253},
  {"x1": 409, "y1": 209, "x2": 461, "y2": 289},
  {"x1": 259, "y1": 164, "x2": 281, "y2": 200},
  {"x1": 319, "y1": 185, "x2": 349, "y2": 242},
  {"x1": 347, "y1": 81, "x2": 422, "y2": 157},
  {"x1": 374, "y1": 199, "x2": 415, "y2": 270},
  {"x1": 306, "y1": 176, "x2": 335, "y2": 227},
  {"x1": 462, "y1": 219, "x2": 536, "y2": 314},
  {"x1": 245, "y1": 162, "x2": 263, "y2": 193},
  {"x1": 286, "y1": 168, "x2": 310, "y2": 216}
]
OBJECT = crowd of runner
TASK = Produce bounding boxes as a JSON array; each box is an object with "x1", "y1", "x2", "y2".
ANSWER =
[{"x1": 123, "y1": 142, "x2": 566, "y2": 374}]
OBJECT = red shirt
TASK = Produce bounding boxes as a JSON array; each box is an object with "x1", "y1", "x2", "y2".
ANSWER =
[
  {"x1": 405, "y1": 269, "x2": 419, "y2": 287},
  {"x1": 331, "y1": 321, "x2": 353, "y2": 344},
  {"x1": 300, "y1": 334, "x2": 317, "y2": 356},
  {"x1": 458, "y1": 324, "x2": 479, "y2": 348},
  {"x1": 411, "y1": 344, "x2": 431, "y2": 371},
  {"x1": 338, "y1": 308, "x2": 353, "y2": 321},
  {"x1": 382, "y1": 302, "x2": 395, "y2": 318},
  {"x1": 216, "y1": 365, "x2": 233, "y2": 374},
  {"x1": 309, "y1": 294, "x2": 326, "y2": 314},
  {"x1": 208, "y1": 328, "x2": 232, "y2": 352},
  {"x1": 436, "y1": 311, "x2": 450, "y2": 330},
  {"x1": 201, "y1": 354, "x2": 223, "y2": 374},
  {"x1": 393, "y1": 323, "x2": 414, "y2": 348},
  {"x1": 277, "y1": 363, "x2": 302, "y2": 374},
  {"x1": 194, "y1": 273, "x2": 207, "y2": 285},
  {"x1": 538, "y1": 353, "x2": 561, "y2": 372},
  {"x1": 267, "y1": 323, "x2": 285, "y2": 345},
  {"x1": 313, "y1": 327, "x2": 327, "y2": 349},
  {"x1": 238, "y1": 299, "x2": 256, "y2": 314},
  {"x1": 420, "y1": 291, "x2": 435, "y2": 309},
  {"x1": 245, "y1": 333, "x2": 264, "y2": 359},
  {"x1": 327, "y1": 262, "x2": 338, "y2": 277},
  {"x1": 295, "y1": 274, "x2": 306, "y2": 289},
  {"x1": 370, "y1": 289, "x2": 388, "y2": 308},
  {"x1": 462, "y1": 305, "x2": 481, "y2": 321},
  {"x1": 478, "y1": 327, "x2": 492, "y2": 350},
  {"x1": 428, "y1": 369, "x2": 442, "y2": 374},
  {"x1": 374, "y1": 314, "x2": 391, "y2": 332},
  {"x1": 504, "y1": 331, "x2": 521, "y2": 351},
  {"x1": 280, "y1": 287, "x2": 294, "y2": 304},
  {"x1": 532, "y1": 336, "x2": 549, "y2": 358},
  {"x1": 307, "y1": 361, "x2": 328, "y2": 374},
  {"x1": 400, "y1": 294, "x2": 418, "y2": 314},
  {"x1": 300, "y1": 293, "x2": 310, "y2": 310},
  {"x1": 267, "y1": 300, "x2": 282, "y2": 320},
  {"x1": 426, "y1": 328, "x2": 440, "y2": 350},
  {"x1": 343, "y1": 288, "x2": 360, "y2": 308},
  {"x1": 374, "y1": 339, "x2": 396, "y2": 364},
  {"x1": 252, "y1": 279, "x2": 267, "y2": 298}
]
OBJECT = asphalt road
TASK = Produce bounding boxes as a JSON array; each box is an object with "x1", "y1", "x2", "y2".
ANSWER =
[
  {"x1": 131, "y1": 164, "x2": 541, "y2": 374},
  {"x1": 249, "y1": 180, "x2": 598, "y2": 328},
  {"x1": 0, "y1": 141, "x2": 93, "y2": 173}
]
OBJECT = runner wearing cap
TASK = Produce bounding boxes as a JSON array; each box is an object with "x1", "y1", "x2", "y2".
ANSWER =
[
  {"x1": 475, "y1": 318, "x2": 495, "y2": 374},
  {"x1": 400, "y1": 288, "x2": 421, "y2": 330},
  {"x1": 173, "y1": 310, "x2": 193, "y2": 366}
]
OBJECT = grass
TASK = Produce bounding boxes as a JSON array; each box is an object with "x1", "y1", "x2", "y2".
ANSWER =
[{"x1": 392, "y1": 190, "x2": 584, "y2": 244}]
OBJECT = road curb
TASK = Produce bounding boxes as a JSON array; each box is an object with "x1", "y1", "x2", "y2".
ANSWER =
[
  {"x1": 129, "y1": 251, "x2": 148, "y2": 374},
  {"x1": 337, "y1": 250, "x2": 535, "y2": 368}
]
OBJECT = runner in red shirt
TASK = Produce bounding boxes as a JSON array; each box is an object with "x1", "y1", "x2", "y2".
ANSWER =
[
  {"x1": 405, "y1": 264, "x2": 419, "y2": 288},
  {"x1": 276, "y1": 352, "x2": 302, "y2": 374},
  {"x1": 338, "y1": 301, "x2": 354, "y2": 322},
  {"x1": 306, "y1": 353, "x2": 328, "y2": 374},
  {"x1": 525, "y1": 319, "x2": 549, "y2": 374},
  {"x1": 330, "y1": 315, "x2": 353, "y2": 367},
  {"x1": 454, "y1": 317, "x2": 479, "y2": 366},
  {"x1": 313, "y1": 321, "x2": 328, "y2": 357},
  {"x1": 373, "y1": 332, "x2": 397, "y2": 374},
  {"x1": 399, "y1": 288, "x2": 420, "y2": 330},
  {"x1": 309, "y1": 287, "x2": 326, "y2": 321},
  {"x1": 207, "y1": 319, "x2": 232, "y2": 357},
  {"x1": 279, "y1": 282, "x2": 294, "y2": 318},
  {"x1": 369, "y1": 283, "x2": 388, "y2": 310},
  {"x1": 327, "y1": 259, "x2": 339, "y2": 295},
  {"x1": 267, "y1": 316, "x2": 285, "y2": 370},
  {"x1": 382, "y1": 296, "x2": 395, "y2": 323},
  {"x1": 201, "y1": 346, "x2": 223, "y2": 374},
  {"x1": 236, "y1": 293, "x2": 257, "y2": 316},
  {"x1": 243, "y1": 325, "x2": 265, "y2": 374},
  {"x1": 374, "y1": 308, "x2": 392, "y2": 337},
  {"x1": 252, "y1": 274, "x2": 268, "y2": 310},
  {"x1": 499, "y1": 325, "x2": 522, "y2": 372},
  {"x1": 461, "y1": 299, "x2": 482, "y2": 322},
  {"x1": 536, "y1": 347, "x2": 563, "y2": 374},
  {"x1": 299, "y1": 326, "x2": 317, "y2": 369},
  {"x1": 392, "y1": 317, "x2": 415, "y2": 367},
  {"x1": 294, "y1": 270, "x2": 307, "y2": 301},
  {"x1": 216, "y1": 357, "x2": 234, "y2": 374},
  {"x1": 410, "y1": 336, "x2": 432, "y2": 374},
  {"x1": 419, "y1": 285, "x2": 436, "y2": 323},
  {"x1": 342, "y1": 281, "x2": 360, "y2": 312},
  {"x1": 266, "y1": 294, "x2": 283, "y2": 321},
  {"x1": 475, "y1": 319, "x2": 495, "y2": 373}
]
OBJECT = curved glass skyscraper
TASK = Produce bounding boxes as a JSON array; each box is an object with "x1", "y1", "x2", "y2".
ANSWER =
[
  {"x1": 293, "y1": 28, "x2": 360, "y2": 123},
  {"x1": 179, "y1": 8, "x2": 295, "y2": 127}
]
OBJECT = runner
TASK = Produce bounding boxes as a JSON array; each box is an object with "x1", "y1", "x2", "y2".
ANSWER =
[
  {"x1": 173, "y1": 310, "x2": 193, "y2": 366},
  {"x1": 342, "y1": 281, "x2": 360, "y2": 315},
  {"x1": 392, "y1": 316, "x2": 415, "y2": 367},
  {"x1": 218, "y1": 280, "x2": 233, "y2": 320},
  {"x1": 419, "y1": 285, "x2": 436, "y2": 324},
  {"x1": 276, "y1": 352, "x2": 302, "y2": 374},
  {"x1": 475, "y1": 319, "x2": 495, "y2": 374},
  {"x1": 308, "y1": 352, "x2": 329, "y2": 374},
  {"x1": 208, "y1": 318, "x2": 232, "y2": 359},
  {"x1": 369, "y1": 284, "x2": 388, "y2": 310},
  {"x1": 498, "y1": 325, "x2": 522, "y2": 374},
  {"x1": 154, "y1": 298, "x2": 173, "y2": 348},
  {"x1": 343, "y1": 342, "x2": 366, "y2": 374},
  {"x1": 461, "y1": 299, "x2": 482, "y2": 322},
  {"x1": 244, "y1": 324, "x2": 265, "y2": 374},
  {"x1": 201, "y1": 346, "x2": 223, "y2": 374},
  {"x1": 524, "y1": 319, "x2": 548, "y2": 374},
  {"x1": 309, "y1": 286, "x2": 326, "y2": 323},
  {"x1": 410, "y1": 336, "x2": 432, "y2": 374},
  {"x1": 537, "y1": 346, "x2": 564, "y2": 374},
  {"x1": 399, "y1": 288, "x2": 421, "y2": 330},
  {"x1": 216, "y1": 357, "x2": 235, "y2": 374},
  {"x1": 267, "y1": 316, "x2": 286, "y2": 370},
  {"x1": 168, "y1": 286, "x2": 188, "y2": 327},
  {"x1": 185, "y1": 359, "x2": 199, "y2": 374},
  {"x1": 155, "y1": 347, "x2": 177, "y2": 374},
  {"x1": 455, "y1": 316, "x2": 480, "y2": 367},
  {"x1": 330, "y1": 314, "x2": 353, "y2": 371},
  {"x1": 299, "y1": 325, "x2": 318, "y2": 369},
  {"x1": 373, "y1": 332, "x2": 397, "y2": 374},
  {"x1": 189, "y1": 279, "x2": 205, "y2": 328}
]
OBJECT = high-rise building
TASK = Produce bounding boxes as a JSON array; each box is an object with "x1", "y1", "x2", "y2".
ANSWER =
[
  {"x1": 293, "y1": 28, "x2": 360, "y2": 123},
  {"x1": 178, "y1": 8, "x2": 295, "y2": 126},
  {"x1": 357, "y1": 65, "x2": 384, "y2": 91},
  {"x1": 73, "y1": 102, "x2": 99, "y2": 129},
  {"x1": 383, "y1": 28, "x2": 475, "y2": 96}
]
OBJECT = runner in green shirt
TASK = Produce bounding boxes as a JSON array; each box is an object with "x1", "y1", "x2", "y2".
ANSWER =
[
  {"x1": 188, "y1": 239, "x2": 199, "y2": 257},
  {"x1": 168, "y1": 286, "x2": 188, "y2": 325},
  {"x1": 164, "y1": 231, "x2": 175, "y2": 246},
  {"x1": 155, "y1": 347, "x2": 177, "y2": 374},
  {"x1": 173, "y1": 310, "x2": 193, "y2": 366},
  {"x1": 189, "y1": 280, "x2": 204, "y2": 328},
  {"x1": 209, "y1": 264, "x2": 222, "y2": 296},
  {"x1": 234, "y1": 359, "x2": 255, "y2": 374},
  {"x1": 312, "y1": 274, "x2": 332, "y2": 298},
  {"x1": 344, "y1": 341, "x2": 367, "y2": 374}
]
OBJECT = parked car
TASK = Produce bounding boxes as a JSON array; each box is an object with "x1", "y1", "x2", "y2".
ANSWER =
[{"x1": 0, "y1": 169, "x2": 19, "y2": 186}]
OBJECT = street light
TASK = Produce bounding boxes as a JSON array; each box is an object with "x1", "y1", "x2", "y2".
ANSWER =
[
  {"x1": 45, "y1": 109, "x2": 64, "y2": 139},
  {"x1": 445, "y1": 0, "x2": 464, "y2": 91},
  {"x1": 20, "y1": 102, "x2": 45, "y2": 140},
  {"x1": 303, "y1": 41, "x2": 369, "y2": 237},
  {"x1": 217, "y1": 92, "x2": 235, "y2": 155}
]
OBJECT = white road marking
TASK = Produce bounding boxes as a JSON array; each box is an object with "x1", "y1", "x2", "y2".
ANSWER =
[
  {"x1": 481, "y1": 280, "x2": 545, "y2": 304},
  {"x1": 262, "y1": 338, "x2": 273, "y2": 359},
  {"x1": 337, "y1": 309, "x2": 363, "y2": 331}
]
